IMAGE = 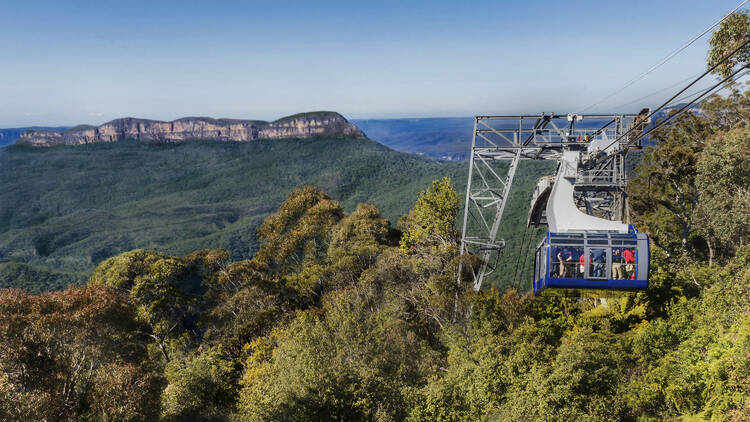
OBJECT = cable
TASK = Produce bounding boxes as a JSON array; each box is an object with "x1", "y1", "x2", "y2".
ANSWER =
[
  {"x1": 632, "y1": 63, "x2": 750, "y2": 145},
  {"x1": 578, "y1": 0, "x2": 749, "y2": 113},
  {"x1": 668, "y1": 68, "x2": 749, "y2": 105},
  {"x1": 609, "y1": 71, "x2": 704, "y2": 111},
  {"x1": 598, "y1": 36, "x2": 750, "y2": 154}
]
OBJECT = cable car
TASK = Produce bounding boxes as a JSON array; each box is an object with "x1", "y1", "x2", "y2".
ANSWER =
[
  {"x1": 530, "y1": 150, "x2": 649, "y2": 294},
  {"x1": 532, "y1": 228, "x2": 649, "y2": 294},
  {"x1": 457, "y1": 113, "x2": 653, "y2": 295}
]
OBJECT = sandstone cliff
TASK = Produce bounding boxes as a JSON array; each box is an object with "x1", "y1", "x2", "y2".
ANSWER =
[{"x1": 17, "y1": 111, "x2": 364, "y2": 147}]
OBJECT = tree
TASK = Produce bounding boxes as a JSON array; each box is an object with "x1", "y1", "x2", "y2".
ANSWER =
[
  {"x1": 88, "y1": 363, "x2": 163, "y2": 422},
  {"x1": 628, "y1": 114, "x2": 711, "y2": 256},
  {"x1": 495, "y1": 327, "x2": 630, "y2": 422},
  {"x1": 235, "y1": 288, "x2": 437, "y2": 422},
  {"x1": 696, "y1": 125, "x2": 750, "y2": 259},
  {"x1": 707, "y1": 10, "x2": 750, "y2": 79},
  {"x1": 89, "y1": 250, "x2": 202, "y2": 363},
  {"x1": 398, "y1": 177, "x2": 459, "y2": 257},
  {"x1": 254, "y1": 186, "x2": 344, "y2": 275},
  {"x1": 161, "y1": 347, "x2": 238, "y2": 422},
  {"x1": 394, "y1": 178, "x2": 471, "y2": 329},
  {"x1": 326, "y1": 203, "x2": 391, "y2": 287},
  {"x1": 200, "y1": 259, "x2": 293, "y2": 358},
  {"x1": 0, "y1": 286, "x2": 160, "y2": 422}
]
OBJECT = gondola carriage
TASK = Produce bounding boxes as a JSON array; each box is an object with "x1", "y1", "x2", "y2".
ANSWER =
[{"x1": 532, "y1": 228, "x2": 649, "y2": 294}]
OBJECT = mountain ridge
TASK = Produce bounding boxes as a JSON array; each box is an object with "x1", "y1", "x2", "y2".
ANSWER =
[{"x1": 17, "y1": 111, "x2": 364, "y2": 147}]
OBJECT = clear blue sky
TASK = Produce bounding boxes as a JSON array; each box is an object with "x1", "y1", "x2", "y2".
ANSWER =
[{"x1": 0, "y1": 0, "x2": 743, "y2": 126}]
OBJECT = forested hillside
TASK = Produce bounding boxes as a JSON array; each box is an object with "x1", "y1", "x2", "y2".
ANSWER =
[
  {"x1": 0, "y1": 136, "x2": 554, "y2": 294},
  {"x1": 2, "y1": 12, "x2": 750, "y2": 422},
  {"x1": 0, "y1": 137, "x2": 466, "y2": 291}
]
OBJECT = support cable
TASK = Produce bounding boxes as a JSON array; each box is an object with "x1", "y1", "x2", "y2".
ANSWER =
[
  {"x1": 609, "y1": 71, "x2": 704, "y2": 111},
  {"x1": 630, "y1": 63, "x2": 750, "y2": 146},
  {"x1": 579, "y1": 0, "x2": 749, "y2": 113},
  {"x1": 669, "y1": 68, "x2": 750, "y2": 105},
  {"x1": 597, "y1": 36, "x2": 750, "y2": 154}
]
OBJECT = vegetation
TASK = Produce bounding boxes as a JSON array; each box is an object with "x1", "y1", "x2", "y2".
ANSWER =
[
  {"x1": 0, "y1": 137, "x2": 467, "y2": 290},
  {"x1": 1, "y1": 14, "x2": 750, "y2": 422},
  {"x1": 0, "y1": 135, "x2": 550, "y2": 293}
]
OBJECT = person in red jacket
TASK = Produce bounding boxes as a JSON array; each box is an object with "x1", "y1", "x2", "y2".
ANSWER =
[
  {"x1": 623, "y1": 248, "x2": 635, "y2": 278},
  {"x1": 579, "y1": 253, "x2": 585, "y2": 277}
]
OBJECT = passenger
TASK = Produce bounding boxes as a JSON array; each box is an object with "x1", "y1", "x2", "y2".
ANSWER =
[
  {"x1": 557, "y1": 248, "x2": 572, "y2": 278},
  {"x1": 623, "y1": 248, "x2": 635, "y2": 278},
  {"x1": 612, "y1": 249, "x2": 625, "y2": 279},
  {"x1": 578, "y1": 253, "x2": 585, "y2": 277},
  {"x1": 551, "y1": 248, "x2": 560, "y2": 277},
  {"x1": 592, "y1": 249, "x2": 606, "y2": 278}
]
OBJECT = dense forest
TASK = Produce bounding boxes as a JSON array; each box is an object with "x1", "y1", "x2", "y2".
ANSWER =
[
  {"x1": 2, "y1": 13, "x2": 750, "y2": 422},
  {"x1": 0, "y1": 133, "x2": 554, "y2": 294},
  {"x1": 0, "y1": 137, "x2": 467, "y2": 291}
]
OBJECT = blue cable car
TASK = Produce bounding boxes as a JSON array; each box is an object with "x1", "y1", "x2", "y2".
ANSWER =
[{"x1": 532, "y1": 227, "x2": 649, "y2": 294}]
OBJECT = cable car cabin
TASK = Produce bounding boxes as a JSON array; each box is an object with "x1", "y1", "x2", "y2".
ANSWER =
[{"x1": 533, "y1": 230, "x2": 649, "y2": 294}]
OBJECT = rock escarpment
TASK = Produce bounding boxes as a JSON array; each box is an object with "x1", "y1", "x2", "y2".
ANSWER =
[{"x1": 17, "y1": 111, "x2": 364, "y2": 147}]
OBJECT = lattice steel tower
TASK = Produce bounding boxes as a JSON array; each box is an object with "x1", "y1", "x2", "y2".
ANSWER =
[{"x1": 458, "y1": 111, "x2": 649, "y2": 290}]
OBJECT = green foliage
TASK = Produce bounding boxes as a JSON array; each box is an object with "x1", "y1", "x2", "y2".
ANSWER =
[
  {"x1": 696, "y1": 125, "x2": 750, "y2": 254},
  {"x1": 708, "y1": 10, "x2": 750, "y2": 79},
  {"x1": 399, "y1": 177, "x2": 459, "y2": 256},
  {"x1": 255, "y1": 186, "x2": 344, "y2": 274},
  {"x1": 0, "y1": 260, "x2": 84, "y2": 293},
  {"x1": 0, "y1": 137, "x2": 467, "y2": 290},
  {"x1": 90, "y1": 249, "x2": 209, "y2": 363},
  {"x1": 327, "y1": 203, "x2": 392, "y2": 287},
  {"x1": 236, "y1": 287, "x2": 439, "y2": 422},
  {"x1": 628, "y1": 113, "x2": 710, "y2": 255},
  {"x1": 2, "y1": 169, "x2": 750, "y2": 421},
  {"x1": 161, "y1": 347, "x2": 238, "y2": 422},
  {"x1": 626, "y1": 246, "x2": 750, "y2": 420}
]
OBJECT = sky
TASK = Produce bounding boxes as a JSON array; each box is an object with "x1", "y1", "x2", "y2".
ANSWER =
[{"x1": 0, "y1": 0, "x2": 745, "y2": 127}]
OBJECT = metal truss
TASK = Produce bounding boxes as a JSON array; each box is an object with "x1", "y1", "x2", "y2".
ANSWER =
[{"x1": 458, "y1": 112, "x2": 644, "y2": 291}]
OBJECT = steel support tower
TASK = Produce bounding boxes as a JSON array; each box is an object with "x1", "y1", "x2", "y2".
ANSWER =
[{"x1": 458, "y1": 112, "x2": 647, "y2": 291}]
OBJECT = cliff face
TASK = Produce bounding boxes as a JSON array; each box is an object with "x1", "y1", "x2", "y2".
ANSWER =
[{"x1": 17, "y1": 111, "x2": 365, "y2": 147}]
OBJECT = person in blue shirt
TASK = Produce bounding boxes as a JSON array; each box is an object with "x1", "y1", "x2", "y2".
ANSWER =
[
  {"x1": 592, "y1": 249, "x2": 606, "y2": 278},
  {"x1": 556, "y1": 248, "x2": 572, "y2": 278}
]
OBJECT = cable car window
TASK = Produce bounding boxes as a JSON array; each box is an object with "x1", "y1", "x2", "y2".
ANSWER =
[
  {"x1": 552, "y1": 247, "x2": 570, "y2": 278},
  {"x1": 552, "y1": 247, "x2": 581, "y2": 278},
  {"x1": 572, "y1": 247, "x2": 585, "y2": 278},
  {"x1": 535, "y1": 249, "x2": 540, "y2": 281},
  {"x1": 589, "y1": 248, "x2": 607, "y2": 279},
  {"x1": 624, "y1": 247, "x2": 636, "y2": 279},
  {"x1": 536, "y1": 247, "x2": 545, "y2": 281},
  {"x1": 612, "y1": 247, "x2": 636, "y2": 279}
]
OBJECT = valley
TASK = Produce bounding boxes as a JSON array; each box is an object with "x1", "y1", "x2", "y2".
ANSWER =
[{"x1": 0, "y1": 137, "x2": 468, "y2": 291}]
